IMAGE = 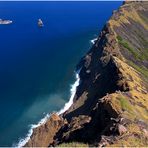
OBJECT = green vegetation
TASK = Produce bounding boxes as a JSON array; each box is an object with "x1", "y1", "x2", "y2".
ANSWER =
[
  {"x1": 133, "y1": 30, "x2": 148, "y2": 60},
  {"x1": 117, "y1": 35, "x2": 148, "y2": 61},
  {"x1": 117, "y1": 36, "x2": 139, "y2": 59},
  {"x1": 117, "y1": 36, "x2": 148, "y2": 78},
  {"x1": 119, "y1": 96, "x2": 133, "y2": 112},
  {"x1": 117, "y1": 35, "x2": 123, "y2": 42},
  {"x1": 58, "y1": 142, "x2": 88, "y2": 147},
  {"x1": 129, "y1": 61, "x2": 148, "y2": 78}
]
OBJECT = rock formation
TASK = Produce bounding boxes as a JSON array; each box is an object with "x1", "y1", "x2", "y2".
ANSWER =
[{"x1": 25, "y1": 1, "x2": 148, "y2": 147}]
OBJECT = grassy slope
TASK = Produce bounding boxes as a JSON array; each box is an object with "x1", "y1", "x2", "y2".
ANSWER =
[
  {"x1": 107, "y1": 2, "x2": 148, "y2": 146},
  {"x1": 52, "y1": 2, "x2": 148, "y2": 147}
]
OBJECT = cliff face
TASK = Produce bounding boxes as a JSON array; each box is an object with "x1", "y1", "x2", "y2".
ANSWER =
[
  {"x1": 25, "y1": 1, "x2": 148, "y2": 147},
  {"x1": 25, "y1": 114, "x2": 66, "y2": 147}
]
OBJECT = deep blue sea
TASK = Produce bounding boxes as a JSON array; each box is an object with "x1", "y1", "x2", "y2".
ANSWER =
[{"x1": 0, "y1": 1, "x2": 122, "y2": 146}]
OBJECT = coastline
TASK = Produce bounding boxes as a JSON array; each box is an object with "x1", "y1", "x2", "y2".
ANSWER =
[
  {"x1": 11, "y1": 1, "x2": 148, "y2": 147},
  {"x1": 14, "y1": 113, "x2": 50, "y2": 147},
  {"x1": 0, "y1": 1, "x2": 126, "y2": 146},
  {"x1": 57, "y1": 72, "x2": 80, "y2": 115},
  {"x1": 14, "y1": 71, "x2": 80, "y2": 147},
  {"x1": 90, "y1": 37, "x2": 97, "y2": 44},
  {"x1": 14, "y1": 36, "x2": 96, "y2": 147}
]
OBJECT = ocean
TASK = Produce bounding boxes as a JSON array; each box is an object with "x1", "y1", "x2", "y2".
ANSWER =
[{"x1": 0, "y1": 1, "x2": 122, "y2": 146}]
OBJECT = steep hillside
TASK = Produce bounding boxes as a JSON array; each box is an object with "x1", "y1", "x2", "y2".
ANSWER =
[{"x1": 25, "y1": 1, "x2": 148, "y2": 147}]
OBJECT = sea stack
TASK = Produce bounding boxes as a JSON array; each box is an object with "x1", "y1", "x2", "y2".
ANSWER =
[{"x1": 38, "y1": 19, "x2": 44, "y2": 27}]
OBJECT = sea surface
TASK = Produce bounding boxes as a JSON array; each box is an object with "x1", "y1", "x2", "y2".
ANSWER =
[{"x1": 0, "y1": 1, "x2": 122, "y2": 146}]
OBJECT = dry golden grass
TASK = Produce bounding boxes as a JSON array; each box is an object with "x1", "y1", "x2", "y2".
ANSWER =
[
  {"x1": 107, "y1": 57, "x2": 148, "y2": 123},
  {"x1": 58, "y1": 142, "x2": 88, "y2": 147},
  {"x1": 111, "y1": 123, "x2": 148, "y2": 147},
  {"x1": 109, "y1": 4, "x2": 148, "y2": 30}
]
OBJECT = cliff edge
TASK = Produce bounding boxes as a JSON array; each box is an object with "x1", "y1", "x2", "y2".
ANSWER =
[{"x1": 25, "y1": 1, "x2": 148, "y2": 147}]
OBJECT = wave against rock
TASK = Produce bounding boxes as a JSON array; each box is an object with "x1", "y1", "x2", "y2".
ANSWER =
[{"x1": 25, "y1": 1, "x2": 148, "y2": 147}]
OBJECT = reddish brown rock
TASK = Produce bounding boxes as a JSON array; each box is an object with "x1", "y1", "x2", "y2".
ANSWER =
[
  {"x1": 24, "y1": 1, "x2": 148, "y2": 147},
  {"x1": 117, "y1": 124, "x2": 127, "y2": 135},
  {"x1": 25, "y1": 113, "x2": 66, "y2": 147}
]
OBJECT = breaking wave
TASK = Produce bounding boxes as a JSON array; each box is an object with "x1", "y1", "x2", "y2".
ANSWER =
[
  {"x1": 90, "y1": 37, "x2": 97, "y2": 44},
  {"x1": 15, "y1": 71, "x2": 80, "y2": 147}
]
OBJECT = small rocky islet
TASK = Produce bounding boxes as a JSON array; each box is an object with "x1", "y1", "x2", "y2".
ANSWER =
[
  {"x1": 0, "y1": 19, "x2": 12, "y2": 25},
  {"x1": 25, "y1": 1, "x2": 148, "y2": 147},
  {"x1": 0, "y1": 18, "x2": 44, "y2": 27}
]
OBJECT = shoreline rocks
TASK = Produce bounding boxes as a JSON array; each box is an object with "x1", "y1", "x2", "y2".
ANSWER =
[{"x1": 25, "y1": 1, "x2": 148, "y2": 147}]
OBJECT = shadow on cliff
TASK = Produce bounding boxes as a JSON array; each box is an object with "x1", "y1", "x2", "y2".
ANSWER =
[
  {"x1": 64, "y1": 25, "x2": 129, "y2": 120},
  {"x1": 50, "y1": 26, "x2": 129, "y2": 146}
]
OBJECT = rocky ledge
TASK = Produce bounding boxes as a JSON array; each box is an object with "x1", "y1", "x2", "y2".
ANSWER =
[{"x1": 25, "y1": 1, "x2": 148, "y2": 147}]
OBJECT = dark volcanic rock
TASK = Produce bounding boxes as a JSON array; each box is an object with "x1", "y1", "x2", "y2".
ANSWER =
[{"x1": 25, "y1": 1, "x2": 148, "y2": 147}]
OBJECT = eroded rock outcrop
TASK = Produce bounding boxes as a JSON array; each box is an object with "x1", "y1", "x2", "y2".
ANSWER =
[
  {"x1": 25, "y1": 1, "x2": 148, "y2": 147},
  {"x1": 25, "y1": 113, "x2": 66, "y2": 147}
]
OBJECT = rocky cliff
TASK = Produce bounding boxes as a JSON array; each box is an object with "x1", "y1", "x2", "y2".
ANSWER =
[{"x1": 25, "y1": 1, "x2": 148, "y2": 147}]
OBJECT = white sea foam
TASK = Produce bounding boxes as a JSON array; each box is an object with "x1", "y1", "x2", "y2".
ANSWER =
[
  {"x1": 14, "y1": 113, "x2": 50, "y2": 147},
  {"x1": 58, "y1": 72, "x2": 80, "y2": 115},
  {"x1": 90, "y1": 37, "x2": 97, "y2": 44},
  {"x1": 15, "y1": 71, "x2": 80, "y2": 147}
]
